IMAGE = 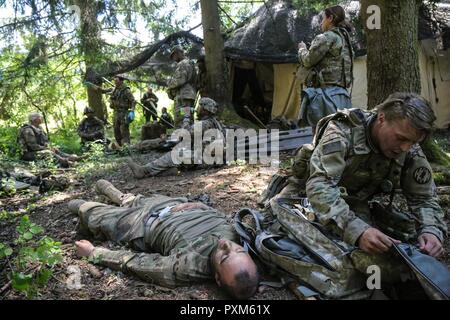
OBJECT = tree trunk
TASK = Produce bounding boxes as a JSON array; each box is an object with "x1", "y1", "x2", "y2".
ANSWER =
[
  {"x1": 361, "y1": 0, "x2": 421, "y2": 108},
  {"x1": 361, "y1": 0, "x2": 450, "y2": 165},
  {"x1": 76, "y1": 0, "x2": 107, "y2": 122},
  {"x1": 200, "y1": 0, "x2": 230, "y2": 109}
]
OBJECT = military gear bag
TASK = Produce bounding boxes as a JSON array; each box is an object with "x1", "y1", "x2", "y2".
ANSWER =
[
  {"x1": 234, "y1": 198, "x2": 370, "y2": 299},
  {"x1": 392, "y1": 243, "x2": 450, "y2": 300}
]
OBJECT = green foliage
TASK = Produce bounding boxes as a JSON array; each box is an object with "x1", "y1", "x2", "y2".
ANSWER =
[
  {"x1": 0, "y1": 215, "x2": 63, "y2": 299},
  {"x1": 0, "y1": 126, "x2": 21, "y2": 159},
  {"x1": 0, "y1": 177, "x2": 17, "y2": 196}
]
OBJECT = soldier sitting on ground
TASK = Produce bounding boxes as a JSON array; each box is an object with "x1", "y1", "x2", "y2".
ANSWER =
[
  {"x1": 77, "y1": 107, "x2": 105, "y2": 147},
  {"x1": 69, "y1": 179, "x2": 259, "y2": 299},
  {"x1": 126, "y1": 97, "x2": 224, "y2": 178},
  {"x1": 141, "y1": 86, "x2": 159, "y2": 123},
  {"x1": 18, "y1": 112, "x2": 83, "y2": 167}
]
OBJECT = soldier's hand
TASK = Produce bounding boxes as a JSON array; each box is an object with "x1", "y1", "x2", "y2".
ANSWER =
[
  {"x1": 418, "y1": 233, "x2": 443, "y2": 257},
  {"x1": 358, "y1": 228, "x2": 401, "y2": 254},
  {"x1": 75, "y1": 240, "x2": 95, "y2": 257},
  {"x1": 298, "y1": 41, "x2": 307, "y2": 50}
]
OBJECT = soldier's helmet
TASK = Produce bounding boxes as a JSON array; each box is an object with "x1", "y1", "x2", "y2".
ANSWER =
[
  {"x1": 115, "y1": 74, "x2": 128, "y2": 80},
  {"x1": 198, "y1": 97, "x2": 218, "y2": 114},
  {"x1": 170, "y1": 45, "x2": 184, "y2": 59},
  {"x1": 84, "y1": 107, "x2": 95, "y2": 115}
]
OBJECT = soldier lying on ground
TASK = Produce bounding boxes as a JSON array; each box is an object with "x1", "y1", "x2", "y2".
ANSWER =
[
  {"x1": 18, "y1": 112, "x2": 83, "y2": 167},
  {"x1": 266, "y1": 92, "x2": 447, "y2": 291},
  {"x1": 69, "y1": 179, "x2": 259, "y2": 299},
  {"x1": 126, "y1": 97, "x2": 224, "y2": 178}
]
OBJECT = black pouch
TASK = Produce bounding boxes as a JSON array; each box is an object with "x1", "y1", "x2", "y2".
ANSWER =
[{"x1": 392, "y1": 243, "x2": 450, "y2": 300}]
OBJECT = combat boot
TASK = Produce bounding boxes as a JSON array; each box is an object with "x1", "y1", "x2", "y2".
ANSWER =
[
  {"x1": 126, "y1": 158, "x2": 148, "y2": 179},
  {"x1": 95, "y1": 179, "x2": 124, "y2": 205},
  {"x1": 68, "y1": 199, "x2": 86, "y2": 214}
]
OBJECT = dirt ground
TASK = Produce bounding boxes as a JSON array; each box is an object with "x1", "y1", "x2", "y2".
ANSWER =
[
  {"x1": 1, "y1": 150, "x2": 449, "y2": 300},
  {"x1": 0, "y1": 151, "x2": 296, "y2": 300}
]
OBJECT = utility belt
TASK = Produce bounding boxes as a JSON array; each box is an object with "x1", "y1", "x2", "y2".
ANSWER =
[{"x1": 144, "y1": 205, "x2": 175, "y2": 234}]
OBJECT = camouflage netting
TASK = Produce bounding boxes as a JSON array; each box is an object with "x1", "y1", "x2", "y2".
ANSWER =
[
  {"x1": 224, "y1": 0, "x2": 319, "y2": 63},
  {"x1": 224, "y1": 0, "x2": 450, "y2": 63},
  {"x1": 138, "y1": 33, "x2": 204, "y2": 86}
]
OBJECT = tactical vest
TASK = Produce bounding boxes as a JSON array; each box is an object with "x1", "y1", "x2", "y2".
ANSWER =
[
  {"x1": 292, "y1": 109, "x2": 405, "y2": 198},
  {"x1": 17, "y1": 124, "x2": 48, "y2": 152},
  {"x1": 304, "y1": 27, "x2": 354, "y2": 89},
  {"x1": 110, "y1": 86, "x2": 133, "y2": 110}
]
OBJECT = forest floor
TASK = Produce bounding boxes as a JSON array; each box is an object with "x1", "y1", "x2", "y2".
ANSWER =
[{"x1": 1, "y1": 139, "x2": 450, "y2": 300}]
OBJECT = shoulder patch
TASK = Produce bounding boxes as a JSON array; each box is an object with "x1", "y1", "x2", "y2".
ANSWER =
[
  {"x1": 322, "y1": 141, "x2": 342, "y2": 155},
  {"x1": 413, "y1": 167, "x2": 431, "y2": 184}
]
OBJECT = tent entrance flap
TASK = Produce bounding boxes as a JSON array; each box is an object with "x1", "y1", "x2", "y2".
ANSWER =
[
  {"x1": 272, "y1": 64, "x2": 301, "y2": 120},
  {"x1": 231, "y1": 61, "x2": 274, "y2": 125}
]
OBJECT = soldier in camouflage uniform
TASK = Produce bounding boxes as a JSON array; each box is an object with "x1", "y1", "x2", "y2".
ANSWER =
[
  {"x1": 18, "y1": 112, "x2": 82, "y2": 167},
  {"x1": 98, "y1": 75, "x2": 136, "y2": 146},
  {"x1": 77, "y1": 107, "x2": 105, "y2": 146},
  {"x1": 126, "y1": 98, "x2": 224, "y2": 178},
  {"x1": 270, "y1": 92, "x2": 447, "y2": 290},
  {"x1": 140, "y1": 86, "x2": 159, "y2": 123},
  {"x1": 159, "y1": 107, "x2": 174, "y2": 129},
  {"x1": 298, "y1": 5, "x2": 354, "y2": 130},
  {"x1": 167, "y1": 46, "x2": 198, "y2": 129},
  {"x1": 70, "y1": 179, "x2": 259, "y2": 299}
]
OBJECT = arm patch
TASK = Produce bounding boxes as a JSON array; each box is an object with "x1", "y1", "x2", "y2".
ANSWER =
[{"x1": 322, "y1": 141, "x2": 342, "y2": 155}]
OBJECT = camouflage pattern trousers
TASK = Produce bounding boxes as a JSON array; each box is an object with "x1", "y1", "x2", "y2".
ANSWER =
[
  {"x1": 174, "y1": 98, "x2": 194, "y2": 129},
  {"x1": 78, "y1": 195, "x2": 169, "y2": 251},
  {"x1": 274, "y1": 184, "x2": 413, "y2": 286},
  {"x1": 113, "y1": 109, "x2": 130, "y2": 146}
]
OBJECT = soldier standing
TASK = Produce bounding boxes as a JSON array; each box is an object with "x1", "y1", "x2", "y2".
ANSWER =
[
  {"x1": 167, "y1": 46, "x2": 198, "y2": 129},
  {"x1": 77, "y1": 107, "x2": 105, "y2": 147},
  {"x1": 298, "y1": 5, "x2": 354, "y2": 132},
  {"x1": 98, "y1": 74, "x2": 136, "y2": 146},
  {"x1": 159, "y1": 107, "x2": 174, "y2": 129},
  {"x1": 140, "y1": 86, "x2": 159, "y2": 123}
]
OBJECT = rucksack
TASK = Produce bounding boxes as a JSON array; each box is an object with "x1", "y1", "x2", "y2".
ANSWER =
[{"x1": 234, "y1": 199, "x2": 370, "y2": 300}]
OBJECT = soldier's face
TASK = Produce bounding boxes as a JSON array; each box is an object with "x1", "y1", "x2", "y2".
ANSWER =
[
  {"x1": 321, "y1": 13, "x2": 333, "y2": 32},
  {"x1": 33, "y1": 117, "x2": 43, "y2": 126},
  {"x1": 212, "y1": 239, "x2": 257, "y2": 291},
  {"x1": 375, "y1": 113, "x2": 425, "y2": 158}
]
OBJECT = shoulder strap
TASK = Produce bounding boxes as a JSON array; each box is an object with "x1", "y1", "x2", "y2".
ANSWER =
[{"x1": 234, "y1": 208, "x2": 265, "y2": 257}]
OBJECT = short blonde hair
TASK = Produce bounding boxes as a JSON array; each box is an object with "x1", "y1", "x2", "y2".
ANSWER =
[{"x1": 28, "y1": 112, "x2": 43, "y2": 123}]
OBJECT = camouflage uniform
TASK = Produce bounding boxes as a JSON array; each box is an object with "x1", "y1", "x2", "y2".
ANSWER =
[
  {"x1": 77, "y1": 116, "x2": 105, "y2": 145},
  {"x1": 141, "y1": 92, "x2": 159, "y2": 123},
  {"x1": 102, "y1": 84, "x2": 136, "y2": 145},
  {"x1": 141, "y1": 114, "x2": 224, "y2": 176},
  {"x1": 167, "y1": 58, "x2": 198, "y2": 129},
  {"x1": 18, "y1": 124, "x2": 49, "y2": 161},
  {"x1": 17, "y1": 124, "x2": 76, "y2": 167},
  {"x1": 274, "y1": 108, "x2": 447, "y2": 285},
  {"x1": 78, "y1": 195, "x2": 238, "y2": 288},
  {"x1": 298, "y1": 27, "x2": 354, "y2": 127},
  {"x1": 160, "y1": 111, "x2": 174, "y2": 129}
]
